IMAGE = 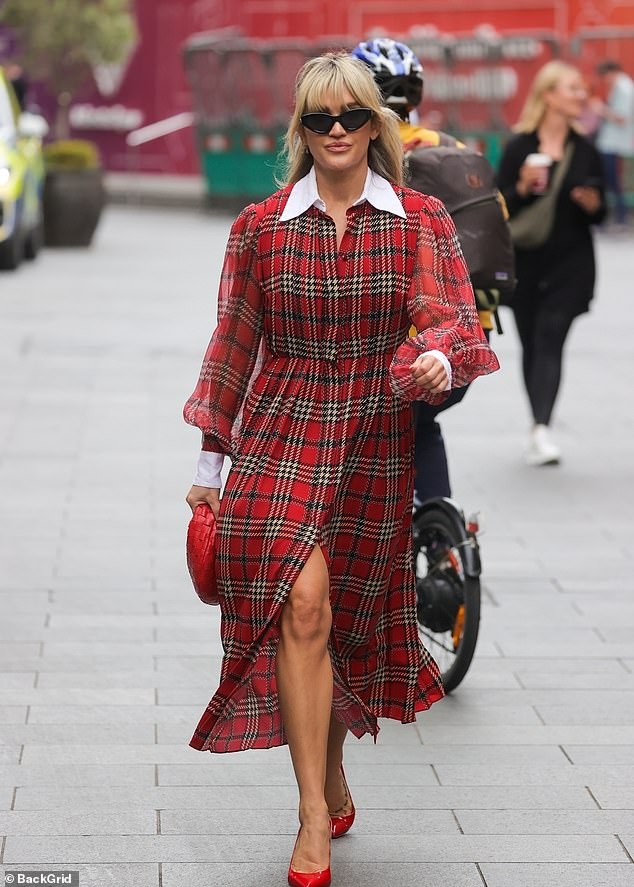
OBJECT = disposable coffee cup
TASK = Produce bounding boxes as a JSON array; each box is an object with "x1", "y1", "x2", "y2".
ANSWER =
[{"x1": 525, "y1": 152, "x2": 552, "y2": 194}]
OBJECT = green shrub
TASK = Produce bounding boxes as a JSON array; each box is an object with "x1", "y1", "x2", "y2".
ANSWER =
[{"x1": 43, "y1": 139, "x2": 101, "y2": 171}]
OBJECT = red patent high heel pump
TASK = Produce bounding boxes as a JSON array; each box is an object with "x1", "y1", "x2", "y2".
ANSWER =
[
  {"x1": 287, "y1": 827, "x2": 332, "y2": 887},
  {"x1": 329, "y1": 765, "x2": 355, "y2": 839}
]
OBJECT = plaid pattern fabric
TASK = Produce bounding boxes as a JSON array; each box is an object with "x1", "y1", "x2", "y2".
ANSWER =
[{"x1": 184, "y1": 184, "x2": 499, "y2": 753}]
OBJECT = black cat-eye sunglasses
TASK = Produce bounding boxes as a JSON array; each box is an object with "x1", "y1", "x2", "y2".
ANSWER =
[{"x1": 300, "y1": 107, "x2": 373, "y2": 134}]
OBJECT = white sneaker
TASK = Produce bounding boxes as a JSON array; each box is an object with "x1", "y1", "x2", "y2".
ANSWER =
[{"x1": 525, "y1": 424, "x2": 561, "y2": 466}]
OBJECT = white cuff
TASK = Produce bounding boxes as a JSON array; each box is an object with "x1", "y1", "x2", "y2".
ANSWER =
[
  {"x1": 425, "y1": 349, "x2": 452, "y2": 391},
  {"x1": 193, "y1": 450, "x2": 224, "y2": 488}
]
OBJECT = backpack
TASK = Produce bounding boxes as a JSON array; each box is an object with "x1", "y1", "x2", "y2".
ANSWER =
[{"x1": 405, "y1": 144, "x2": 515, "y2": 325}]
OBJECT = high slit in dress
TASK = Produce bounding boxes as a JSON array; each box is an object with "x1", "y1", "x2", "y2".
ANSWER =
[{"x1": 184, "y1": 182, "x2": 499, "y2": 753}]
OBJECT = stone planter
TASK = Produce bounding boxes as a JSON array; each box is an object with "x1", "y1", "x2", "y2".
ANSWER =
[{"x1": 43, "y1": 167, "x2": 105, "y2": 247}]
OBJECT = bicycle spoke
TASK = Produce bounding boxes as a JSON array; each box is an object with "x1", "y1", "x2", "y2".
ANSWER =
[{"x1": 419, "y1": 629, "x2": 458, "y2": 655}]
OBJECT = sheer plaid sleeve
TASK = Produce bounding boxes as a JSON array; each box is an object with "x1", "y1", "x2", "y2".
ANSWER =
[
  {"x1": 389, "y1": 196, "x2": 500, "y2": 404},
  {"x1": 183, "y1": 205, "x2": 264, "y2": 455}
]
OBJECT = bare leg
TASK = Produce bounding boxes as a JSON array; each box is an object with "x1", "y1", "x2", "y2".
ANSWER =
[
  {"x1": 325, "y1": 713, "x2": 352, "y2": 814},
  {"x1": 276, "y1": 544, "x2": 332, "y2": 872}
]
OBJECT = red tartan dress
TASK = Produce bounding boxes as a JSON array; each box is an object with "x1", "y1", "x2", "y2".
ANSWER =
[{"x1": 184, "y1": 181, "x2": 499, "y2": 753}]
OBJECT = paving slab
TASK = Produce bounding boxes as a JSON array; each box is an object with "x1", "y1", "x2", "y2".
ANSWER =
[
  {"x1": 435, "y1": 764, "x2": 634, "y2": 786},
  {"x1": 45, "y1": 594, "x2": 156, "y2": 615},
  {"x1": 0, "y1": 674, "x2": 37, "y2": 690},
  {"x1": 0, "y1": 764, "x2": 155, "y2": 787},
  {"x1": 0, "y1": 724, "x2": 156, "y2": 745},
  {"x1": 156, "y1": 686, "x2": 223, "y2": 705},
  {"x1": 591, "y1": 787, "x2": 634, "y2": 809},
  {"x1": 3, "y1": 832, "x2": 625, "y2": 864},
  {"x1": 480, "y1": 863, "x2": 634, "y2": 887},
  {"x1": 0, "y1": 689, "x2": 154, "y2": 706},
  {"x1": 156, "y1": 724, "x2": 197, "y2": 745},
  {"x1": 425, "y1": 687, "x2": 634, "y2": 705},
  {"x1": 470, "y1": 656, "x2": 628, "y2": 674},
  {"x1": 1, "y1": 625, "x2": 156, "y2": 643},
  {"x1": 417, "y1": 725, "x2": 634, "y2": 745},
  {"x1": 515, "y1": 672, "x2": 634, "y2": 689},
  {"x1": 0, "y1": 707, "x2": 27, "y2": 724},
  {"x1": 39, "y1": 641, "x2": 223, "y2": 657},
  {"x1": 0, "y1": 645, "x2": 42, "y2": 661},
  {"x1": 534, "y1": 701, "x2": 634, "y2": 726},
  {"x1": 36, "y1": 670, "x2": 218, "y2": 689},
  {"x1": 412, "y1": 702, "x2": 543, "y2": 726},
  {"x1": 26, "y1": 704, "x2": 201, "y2": 724},
  {"x1": 456, "y1": 809, "x2": 634, "y2": 834},
  {"x1": 564, "y1": 746, "x2": 634, "y2": 765},
  {"x1": 11, "y1": 784, "x2": 597, "y2": 811},
  {"x1": 448, "y1": 669, "x2": 522, "y2": 688},
  {"x1": 0, "y1": 748, "x2": 21, "y2": 764},
  {"x1": 302, "y1": 743, "x2": 568, "y2": 766},
  {"x1": 17, "y1": 656, "x2": 157, "y2": 672},
  {"x1": 0, "y1": 810, "x2": 156, "y2": 835},
  {"x1": 19, "y1": 745, "x2": 200, "y2": 766},
  {"x1": 0, "y1": 593, "x2": 50, "y2": 613}
]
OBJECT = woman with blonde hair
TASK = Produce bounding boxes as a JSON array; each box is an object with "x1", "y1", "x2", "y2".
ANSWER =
[
  {"x1": 497, "y1": 60, "x2": 606, "y2": 465},
  {"x1": 185, "y1": 51, "x2": 498, "y2": 886}
]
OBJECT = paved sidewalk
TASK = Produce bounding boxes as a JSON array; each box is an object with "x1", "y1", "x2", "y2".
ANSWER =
[{"x1": 0, "y1": 206, "x2": 633, "y2": 887}]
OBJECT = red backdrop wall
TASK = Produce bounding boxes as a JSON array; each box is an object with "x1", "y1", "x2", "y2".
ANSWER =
[{"x1": 53, "y1": 0, "x2": 634, "y2": 175}]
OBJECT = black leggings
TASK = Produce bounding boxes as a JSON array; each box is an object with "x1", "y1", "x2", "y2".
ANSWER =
[
  {"x1": 512, "y1": 298, "x2": 577, "y2": 426},
  {"x1": 412, "y1": 328, "x2": 490, "y2": 502},
  {"x1": 413, "y1": 384, "x2": 470, "y2": 501}
]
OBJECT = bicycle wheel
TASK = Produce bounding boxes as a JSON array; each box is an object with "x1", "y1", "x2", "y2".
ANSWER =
[{"x1": 412, "y1": 504, "x2": 481, "y2": 693}]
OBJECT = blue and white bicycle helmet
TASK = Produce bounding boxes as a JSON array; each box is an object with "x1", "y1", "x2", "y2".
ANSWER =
[{"x1": 352, "y1": 38, "x2": 424, "y2": 114}]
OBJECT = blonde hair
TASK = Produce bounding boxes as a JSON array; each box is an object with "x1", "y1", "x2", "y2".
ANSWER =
[
  {"x1": 514, "y1": 60, "x2": 583, "y2": 133},
  {"x1": 281, "y1": 52, "x2": 404, "y2": 186}
]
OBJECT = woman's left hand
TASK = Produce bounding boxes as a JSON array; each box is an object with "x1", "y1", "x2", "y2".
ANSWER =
[
  {"x1": 571, "y1": 186, "x2": 601, "y2": 215},
  {"x1": 186, "y1": 485, "x2": 221, "y2": 519},
  {"x1": 410, "y1": 354, "x2": 448, "y2": 394}
]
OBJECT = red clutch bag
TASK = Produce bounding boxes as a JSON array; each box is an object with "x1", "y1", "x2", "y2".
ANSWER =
[{"x1": 186, "y1": 504, "x2": 220, "y2": 605}]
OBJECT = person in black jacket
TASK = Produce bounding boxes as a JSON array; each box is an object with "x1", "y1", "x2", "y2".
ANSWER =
[{"x1": 497, "y1": 61, "x2": 606, "y2": 465}]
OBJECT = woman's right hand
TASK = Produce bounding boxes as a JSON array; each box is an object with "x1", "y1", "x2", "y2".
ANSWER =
[
  {"x1": 186, "y1": 485, "x2": 221, "y2": 519},
  {"x1": 516, "y1": 162, "x2": 546, "y2": 197}
]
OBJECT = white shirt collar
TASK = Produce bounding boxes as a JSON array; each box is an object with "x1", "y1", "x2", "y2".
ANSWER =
[{"x1": 280, "y1": 166, "x2": 406, "y2": 221}]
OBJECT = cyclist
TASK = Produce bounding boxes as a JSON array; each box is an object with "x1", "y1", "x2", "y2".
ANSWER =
[{"x1": 352, "y1": 38, "x2": 500, "y2": 506}]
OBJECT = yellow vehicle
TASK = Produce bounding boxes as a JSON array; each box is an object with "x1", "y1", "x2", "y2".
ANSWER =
[{"x1": 0, "y1": 67, "x2": 47, "y2": 270}]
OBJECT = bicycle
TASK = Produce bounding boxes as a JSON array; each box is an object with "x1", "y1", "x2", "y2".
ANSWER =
[{"x1": 412, "y1": 496, "x2": 481, "y2": 693}]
